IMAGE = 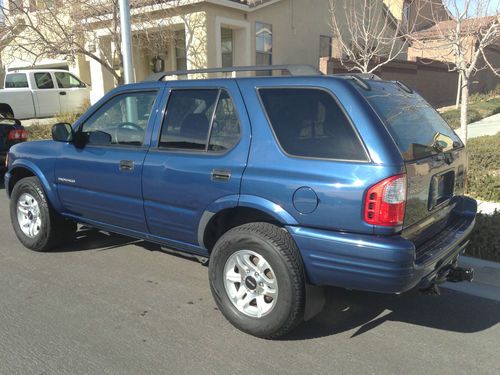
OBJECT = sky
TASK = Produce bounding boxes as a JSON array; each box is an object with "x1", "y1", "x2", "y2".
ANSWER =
[{"x1": 448, "y1": 0, "x2": 500, "y2": 17}]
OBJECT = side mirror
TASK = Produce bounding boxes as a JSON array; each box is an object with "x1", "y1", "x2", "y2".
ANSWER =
[{"x1": 52, "y1": 122, "x2": 73, "y2": 142}]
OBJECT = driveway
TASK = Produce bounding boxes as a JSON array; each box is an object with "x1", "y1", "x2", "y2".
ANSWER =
[
  {"x1": 0, "y1": 180, "x2": 499, "y2": 375},
  {"x1": 468, "y1": 113, "x2": 500, "y2": 139}
]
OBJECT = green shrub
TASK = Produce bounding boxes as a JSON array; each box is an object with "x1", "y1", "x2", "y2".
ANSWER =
[
  {"x1": 467, "y1": 134, "x2": 500, "y2": 202},
  {"x1": 465, "y1": 211, "x2": 500, "y2": 262},
  {"x1": 441, "y1": 108, "x2": 481, "y2": 129}
]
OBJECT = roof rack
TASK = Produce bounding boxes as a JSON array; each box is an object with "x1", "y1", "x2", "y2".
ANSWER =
[
  {"x1": 145, "y1": 64, "x2": 323, "y2": 81},
  {"x1": 333, "y1": 73, "x2": 382, "y2": 81}
]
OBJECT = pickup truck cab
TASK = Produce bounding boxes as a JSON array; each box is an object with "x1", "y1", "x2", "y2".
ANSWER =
[
  {"x1": 5, "y1": 66, "x2": 476, "y2": 338},
  {"x1": 0, "y1": 69, "x2": 90, "y2": 119}
]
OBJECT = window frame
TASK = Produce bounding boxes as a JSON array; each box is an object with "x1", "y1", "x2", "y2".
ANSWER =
[
  {"x1": 256, "y1": 86, "x2": 371, "y2": 163},
  {"x1": 157, "y1": 87, "x2": 242, "y2": 155},
  {"x1": 76, "y1": 89, "x2": 159, "y2": 149}
]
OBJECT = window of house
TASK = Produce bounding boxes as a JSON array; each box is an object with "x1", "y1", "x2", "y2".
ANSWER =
[
  {"x1": 259, "y1": 88, "x2": 368, "y2": 161},
  {"x1": 34, "y1": 73, "x2": 55, "y2": 89},
  {"x1": 175, "y1": 29, "x2": 188, "y2": 71},
  {"x1": 5, "y1": 73, "x2": 29, "y2": 88},
  {"x1": 55, "y1": 72, "x2": 85, "y2": 88},
  {"x1": 256, "y1": 22, "x2": 272, "y2": 73},
  {"x1": 81, "y1": 91, "x2": 158, "y2": 146},
  {"x1": 160, "y1": 89, "x2": 240, "y2": 152},
  {"x1": 319, "y1": 35, "x2": 333, "y2": 58},
  {"x1": 221, "y1": 28, "x2": 234, "y2": 68}
]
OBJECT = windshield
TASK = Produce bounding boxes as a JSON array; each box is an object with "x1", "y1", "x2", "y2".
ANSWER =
[{"x1": 361, "y1": 81, "x2": 463, "y2": 161}]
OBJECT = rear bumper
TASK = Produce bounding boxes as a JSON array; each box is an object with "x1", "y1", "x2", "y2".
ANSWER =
[{"x1": 288, "y1": 197, "x2": 477, "y2": 294}]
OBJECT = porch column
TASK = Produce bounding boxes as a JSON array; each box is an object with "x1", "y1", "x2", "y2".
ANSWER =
[
  {"x1": 88, "y1": 37, "x2": 115, "y2": 104},
  {"x1": 184, "y1": 12, "x2": 208, "y2": 71}
]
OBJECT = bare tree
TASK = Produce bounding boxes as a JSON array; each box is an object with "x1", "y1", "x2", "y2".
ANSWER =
[
  {"x1": 328, "y1": 0, "x2": 415, "y2": 73},
  {"x1": 0, "y1": 0, "x2": 202, "y2": 84},
  {"x1": 410, "y1": 0, "x2": 500, "y2": 143}
]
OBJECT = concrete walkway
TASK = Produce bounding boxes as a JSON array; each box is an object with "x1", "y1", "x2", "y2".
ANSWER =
[{"x1": 467, "y1": 112, "x2": 500, "y2": 139}]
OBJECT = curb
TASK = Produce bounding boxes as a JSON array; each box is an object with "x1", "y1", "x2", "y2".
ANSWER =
[{"x1": 442, "y1": 256, "x2": 500, "y2": 301}]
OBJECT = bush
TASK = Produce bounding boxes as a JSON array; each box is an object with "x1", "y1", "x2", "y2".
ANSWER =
[
  {"x1": 465, "y1": 211, "x2": 500, "y2": 262},
  {"x1": 27, "y1": 123, "x2": 53, "y2": 141},
  {"x1": 441, "y1": 108, "x2": 481, "y2": 129},
  {"x1": 467, "y1": 134, "x2": 500, "y2": 202}
]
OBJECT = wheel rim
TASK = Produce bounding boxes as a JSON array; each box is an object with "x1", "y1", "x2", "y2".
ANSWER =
[
  {"x1": 223, "y1": 250, "x2": 278, "y2": 318},
  {"x1": 16, "y1": 193, "x2": 42, "y2": 238}
]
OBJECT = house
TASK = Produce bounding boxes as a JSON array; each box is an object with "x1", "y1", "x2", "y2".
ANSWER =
[
  {"x1": 1, "y1": 0, "x2": 345, "y2": 104},
  {"x1": 408, "y1": 15, "x2": 500, "y2": 93}
]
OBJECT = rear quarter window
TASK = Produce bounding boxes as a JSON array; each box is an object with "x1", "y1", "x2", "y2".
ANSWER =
[
  {"x1": 258, "y1": 88, "x2": 368, "y2": 161},
  {"x1": 5, "y1": 73, "x2": 29, "y2": 88}
]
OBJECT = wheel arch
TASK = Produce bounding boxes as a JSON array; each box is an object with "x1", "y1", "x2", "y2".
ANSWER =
[
  {"x1": 0, "y1": 103, "x2": 14, "y2": 117},
  {"x1": 8, "y1": 160, "x2": 62, "y2": 210},
  {"x1": 199, "y1": 195, "x2": 298, "y2": 252}
]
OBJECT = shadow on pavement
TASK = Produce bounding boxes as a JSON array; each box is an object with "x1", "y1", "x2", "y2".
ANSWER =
[
  {"x1": 52, "y1": 228, "x2": 500, "y2": 340},
  {"x1": 285, "y1": 286, "x2": 500, "y2": 340}
]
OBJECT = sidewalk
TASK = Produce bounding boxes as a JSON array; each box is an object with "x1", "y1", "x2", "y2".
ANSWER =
[
  {"x1": 467, "y1": 112, "x2": 500, "y2": 139},
  {"x1": 444, "y1": 256, "x2": 500, "y2": 302}
]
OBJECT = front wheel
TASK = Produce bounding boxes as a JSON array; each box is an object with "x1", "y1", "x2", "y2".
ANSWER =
[
  {"x1": 10, "y1": 176, "x2": 76, "y2": 252},
  {"x1": 209, "y1": 222, "x2": 305, "y2": 339}
]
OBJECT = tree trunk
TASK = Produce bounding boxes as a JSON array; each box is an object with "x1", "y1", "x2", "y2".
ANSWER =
[
  {"x1": 455, "y1": 73, "x2": 461, "y2": 109},
  {"x1": 459, "y1": 77, "x2": 469, "y2": 145}
]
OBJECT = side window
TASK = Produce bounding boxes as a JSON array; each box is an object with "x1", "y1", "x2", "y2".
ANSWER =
[
  {"x1": 160, "y1": 89, "x2": 241, "y2": 152},
  {"x1": 259, "y1": 88, "x2": 367, "y2": 161},
  {"x1": 55, "y1": 72, "x2": 84, "y2": 88},
  {"x1": 81, "y1": 91, "x2": 157, "y2": 146},
  {"x1": 34, "y1": 73, "x2": 55, "y2": 89},
  {"x1": 160, "y1": 89, "x2": 218, "y2": 150},
  {"x1": 208, "y1": 91, "x2": 241, "y2": 152},
  {"x1": 5, "y1": 73, "x2": 29, "y2": 88}
]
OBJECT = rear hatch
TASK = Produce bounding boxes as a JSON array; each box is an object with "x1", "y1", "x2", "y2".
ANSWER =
[{"x1": 360, "y1": 81, "x2": 466, "y2": 247}]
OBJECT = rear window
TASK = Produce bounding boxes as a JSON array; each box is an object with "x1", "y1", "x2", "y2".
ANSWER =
[
  {"x1": 259, "y1": 88, "x2": 368, "y2": 161},
  {"x1": 362, "y1": 81, "x2": 463, "y2": 161},
  {"x1": 5, "y1": 73, "x2": 29, "y2": 88}
]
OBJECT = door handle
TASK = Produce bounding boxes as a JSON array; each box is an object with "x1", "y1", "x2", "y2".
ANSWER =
[
  {"x1": 119, "y1": 160, "x2": 134, "y2": 171},
  {"x1": 59, "y1": 91, "x2": 67, "y2": 96},
  {"x1": 211, "y1": 169, "x2": 231, "y2": 182}
]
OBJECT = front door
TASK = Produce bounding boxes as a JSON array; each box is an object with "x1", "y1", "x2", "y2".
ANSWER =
[
  {"x1": 32, "y1": 72, "x2": 62, "y2": 117},
  {"x1": 55, "y1": 89, "x2": 160, "y2": 232},
  {"x1": 54, "y1": 71, "x2": 91, "y2": 113},
  {"x1": 142, "y1": 81, "x2": 250, "y2": 246}
]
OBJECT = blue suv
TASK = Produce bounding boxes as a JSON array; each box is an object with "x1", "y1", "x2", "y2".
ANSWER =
[{"x1": 5, "y1": 66, "x2": 476, "y2": 338}]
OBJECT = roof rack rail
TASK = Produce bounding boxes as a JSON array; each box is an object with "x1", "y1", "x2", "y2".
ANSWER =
[
  {"x1": 333, "y1": 73, "x2": 382, "y2": 81},
  {"x1": 145, "y1": 64, "x2": 323, "y2": 81},
  {"x1": 394, "y1": 80, "x2": 413, "y2": 93}
]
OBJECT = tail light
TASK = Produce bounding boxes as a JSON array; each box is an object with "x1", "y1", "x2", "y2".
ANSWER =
[
  {"x1": 8, "y1": 129, "x2": 28, "y2": 141},
  {"x1": 364, "y1": 174, "x2": 407, "y2": 226}
]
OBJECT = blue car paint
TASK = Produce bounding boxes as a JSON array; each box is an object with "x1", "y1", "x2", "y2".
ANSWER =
[{"x1": 5, "y1": 75, "x2": 476, "y2": 294}]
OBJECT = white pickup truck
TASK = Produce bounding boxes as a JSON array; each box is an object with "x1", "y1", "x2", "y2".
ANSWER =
[{"x1": 0, "y1": 69, "x2": 90, "y2": 119}]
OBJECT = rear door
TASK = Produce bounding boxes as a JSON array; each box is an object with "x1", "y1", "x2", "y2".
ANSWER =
[
  {"x1": 31, "y1": 72, "x2": 62, "y2": 117},
  {"x1": 142, "y1": 80, "x2": 250, "y2": 246},
  {"x1": 361, "y1": 81, "x2": 466, "y2": 241},
  {"x1": 55, "y1": 88, "x2": 161, "y2": 232}
]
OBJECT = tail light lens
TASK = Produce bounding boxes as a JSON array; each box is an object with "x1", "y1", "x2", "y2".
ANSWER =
[
  {"x1": 364, "y1": 174, "x2": 407, "y2": 226},
  {"x1": 8, "y1": 129, "x2": 28, "y2": 141}
]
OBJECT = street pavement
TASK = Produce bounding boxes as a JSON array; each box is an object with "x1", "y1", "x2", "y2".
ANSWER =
[{"x1": 0, "y1": 180, "x2": 499, "y2": 375}]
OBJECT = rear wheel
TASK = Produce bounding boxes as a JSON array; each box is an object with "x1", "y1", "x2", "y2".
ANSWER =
[
  {"x1": 209, "y1": 222, "x2": 305, "y2": 339},
  {"x1": 10, "y1": 176, "x2": 76, "y2": 252}
]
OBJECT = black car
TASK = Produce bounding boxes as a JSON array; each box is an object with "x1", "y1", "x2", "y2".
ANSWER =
[{"x1": 0, "y1": 116, "x2": 27, "y2": 171}]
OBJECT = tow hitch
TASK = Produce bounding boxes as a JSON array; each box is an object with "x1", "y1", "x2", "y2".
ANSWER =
[{"x1": 420, "y1": 265, "x2": 474, "y2": 295}]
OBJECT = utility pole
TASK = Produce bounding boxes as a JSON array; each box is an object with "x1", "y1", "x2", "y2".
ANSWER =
[{"x1": 119, "y1": 0, "x2": 134, "y2": 84}]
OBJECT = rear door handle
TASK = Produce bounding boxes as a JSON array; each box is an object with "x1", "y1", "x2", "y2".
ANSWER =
[
  {"x1": 59, "y1": 91, "x2": 67, "y2": 96},
  {"x1": 119, "y1": 160, "x2": 134, "y2": 171},
  {"x1": 211, "y1": 169, "x2": 231, "y2": 182}
]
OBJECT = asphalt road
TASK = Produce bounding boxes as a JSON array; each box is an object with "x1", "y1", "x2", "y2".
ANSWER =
[{"x1": 0, "y1": 180, "x2": 499, "y2": 375}]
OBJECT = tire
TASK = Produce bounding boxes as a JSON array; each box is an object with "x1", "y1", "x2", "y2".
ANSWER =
[
  {"x1": 10, "y1": 176, "x2": 76, "y2": 252},
  {"x1": 209, "y1": 222, "x2": 305, "y2": 339}
]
